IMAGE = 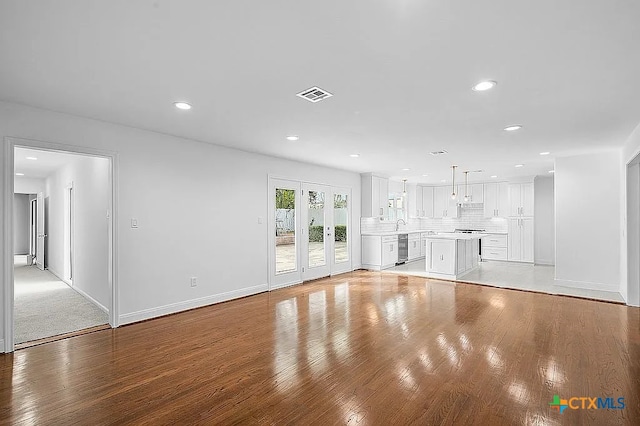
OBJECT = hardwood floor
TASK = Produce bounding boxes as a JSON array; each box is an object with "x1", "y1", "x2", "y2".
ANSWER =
[{"x1": 1, "y1": 271, "x2": 639, "y2": 425}]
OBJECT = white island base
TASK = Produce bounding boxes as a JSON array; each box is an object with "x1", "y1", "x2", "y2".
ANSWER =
[{"x1": 425, "y1": 234, "x2": 482, "y2": 280}]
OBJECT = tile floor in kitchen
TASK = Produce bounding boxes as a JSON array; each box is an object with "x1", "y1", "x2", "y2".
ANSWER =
[{"x1": 386, "y1": 259, "x2": 624, "y2": 303}]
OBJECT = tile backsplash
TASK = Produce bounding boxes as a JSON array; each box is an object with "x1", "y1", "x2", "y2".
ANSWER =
[{"x1": 361, "y1": 204, "x2": 508, "y2": 234}]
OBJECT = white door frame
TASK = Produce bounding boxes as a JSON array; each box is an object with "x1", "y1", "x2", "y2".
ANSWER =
[
  {"x1": 627, "y1": 153, "x2": 640, "y2": 307},
  {"x1": 3, "y1": 136, "x2": 119, "y2": 353}
]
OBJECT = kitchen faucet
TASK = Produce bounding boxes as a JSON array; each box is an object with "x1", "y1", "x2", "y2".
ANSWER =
[{"x1": 396, "y1": 219, "x2": 406, "y2": 231}]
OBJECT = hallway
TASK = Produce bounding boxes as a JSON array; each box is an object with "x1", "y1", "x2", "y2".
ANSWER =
[{"x1": 14, "y1": 255, "x2": 107, "y2": 344}]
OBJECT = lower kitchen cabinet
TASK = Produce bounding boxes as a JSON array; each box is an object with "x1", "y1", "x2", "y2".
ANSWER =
[
  {"x1": 482, "y1": 233, "x2": 508, "y2": 261},
  {"x1": 408, "y1": 233, "x2": 421, "y2": 261},
  {"x1": 508, "y1": 218, "x2": 534, "y2": 262},
  {"x1": 362, "y1": 235, "x2": 398, "y2": 270}
]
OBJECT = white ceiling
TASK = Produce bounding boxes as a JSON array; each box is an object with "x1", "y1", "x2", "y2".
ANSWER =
[
  {"x1": 2, "y1": 1, "x2": 640, "y2": 184},
  {"x1": 14, "y1": 147, "x2": 79, "y2": 179}
]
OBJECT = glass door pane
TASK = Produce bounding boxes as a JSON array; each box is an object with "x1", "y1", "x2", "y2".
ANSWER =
[
  {"x1": 308, "y1": 190, "x2": 326, "y2": 268},
  {"x1": 334, "y1": 192, "x2": 349, "y2": 263},
  {"x1": 275, "y1": 188, "x2": 296, "y2": 274}
]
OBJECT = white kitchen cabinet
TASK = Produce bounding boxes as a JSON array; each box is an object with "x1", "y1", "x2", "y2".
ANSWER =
[
  {"x1": 420, "y1": 232, "x2": 430, "y2": 258},
  {"x1": 509, "y1": 182, "x2": 534, "y2": 217},
  {"x1": 429, "y1": 240, "x2": 456, "y2": 275},
  {"x1": 422, "y1": 186, "x2": 434, "y2": 218},
  {"x1": 361, "y1": 174, "x2": 389, "y2": 218},
  {"x1": 408, "y1": 233, "x2": 421, "y2": 260},
  {"x1": 482, "y1": 233, "x2": 508, "y2": 261},
  {"x1": 414, "y1": 186, "x2": 423, "y2": 217},
  {"x1": 362, "y1": 235, "x2": 398, "y2": 270},
  {"x1": 508, "y1": 218, "x2": 534, "y2": 262},
  {"x1": 483, "y1": 182, "x2": 509, "y2": 218},
  {"x1": 381, "y1": 237, "x2": 398, "y2": 267},
  {"x1": 433, "y1": 185, "x2": 459, "y2": 218}
]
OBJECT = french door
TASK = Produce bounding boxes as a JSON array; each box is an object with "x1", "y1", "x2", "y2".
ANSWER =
[{"x1": 269, "y1": 178, "x2": 352, "y2": 289}]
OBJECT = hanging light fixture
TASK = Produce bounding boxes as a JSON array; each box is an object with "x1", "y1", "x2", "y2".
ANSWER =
[
  {"x1": 463, "y1": 171, "x2": 470, "y2": 202},
  {"x1": 451, "y1": 165, "x2": 457, "y2": 200},
  {"x1": 402, "y1": 179, "x2": 407, "y2": 195}
]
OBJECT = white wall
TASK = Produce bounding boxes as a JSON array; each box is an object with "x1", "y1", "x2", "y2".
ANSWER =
[
  {"x1": 14, "y1": 176, "x2": 44, "y2": 194},
  {"x1": 12, "y1": 194, "x2": 29, "y2": 255},
  {"x1": 44, "y1": 154, "x2": 110, "y2": 310},
  {"x1": 0, "y1": 101, "x2": 361, "y2": 349},
  {"x1": 555, "y1": 151, "x2": 621, "y2": 291},
  {"x1": 534, "y1": 176, "x2": 554, "y2": 265}
]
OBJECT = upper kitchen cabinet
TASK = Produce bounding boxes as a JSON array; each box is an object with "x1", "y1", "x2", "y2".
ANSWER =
[
  {"x1": 483, "y1": 182, "x2": 509, "y2": 218},
  {"x1": 461, "y1": 183, "x2": 484, "y2": 203},
  {"x1": 422, "y1": 186, "x2": 434, "y2": 218},
  {"x1": 409, "y1": 185, "x2": 434, "y2": 218},
  {"x1": 361, "y1": 173, "x2": 389, "y2": 218},
  {"x1": 508, "y1": 182, "x2": 534, "y2": 216},
  {"x1": 433, "y1": 185, "x2": 459, "y2": 218}
]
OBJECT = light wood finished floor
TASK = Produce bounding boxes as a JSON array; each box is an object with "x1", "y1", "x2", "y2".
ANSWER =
[{"x1": 1, "y1": 271, "x2": 638, "y2": 425}]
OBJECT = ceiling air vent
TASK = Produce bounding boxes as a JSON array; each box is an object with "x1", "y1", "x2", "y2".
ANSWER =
[
  {"x1": 296, "y1": 86, "x2": 333, "y2": 103},
  {"x1": 430, "y1": 150, "x2": 448, "y2": 156}
]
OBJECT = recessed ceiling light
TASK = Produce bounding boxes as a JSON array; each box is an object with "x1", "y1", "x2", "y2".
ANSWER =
[
  {"x1": 349, "y1": 154, "x2": 360, "y2": 158},
  {"x1": 422, "y1": 174, "x2": 428, "y2": 177},
  {"x1": 286, "y1": 135, "x2": 299, "y2": 141},
  {"x1": 540, "y1": 152, "x2": 550, "y2": 156},
  {"x1": 441, "y1": 179, "x2": 446, "y2": 183},
  {"x1": 472, "y1": 80, "x2": 497, "y2": 91},
  {"x1": 174, "y1": 102, "x2": 192, "y2": 110},
  {"x1": 15, "y1": 173, "x2": 24, "y2": 176},
  {"x1": 549, "y1": 170, "x2": 555, "y2": 174},
  {"x1": 504, "y1": 125, "x2": 522, "y2": 132},
  {"x1": 26, "y1": 156, "x2": 38, "y2": 160},
  {"x1": 402, "y1": 168, "x2": 410, "y2": 171},
  {"x1": 491, "y1": 175, "x2": 498, "y2": 178},
  {"x1": 515, "y1": 164, "x2": 524, "y2": 168}
]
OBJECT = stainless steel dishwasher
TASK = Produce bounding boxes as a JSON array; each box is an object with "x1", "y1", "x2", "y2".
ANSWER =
[{"x1": 397, "y1": 234, "x2": 408, "y2": 264}]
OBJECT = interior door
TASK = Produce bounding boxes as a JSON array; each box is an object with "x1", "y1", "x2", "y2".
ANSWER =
[
  {"x1": 35, "y1": 192, "x2": 46, "y2": 271},
  {"x1": 302, "y1": 183, "x2": 331, "y2": 281}
]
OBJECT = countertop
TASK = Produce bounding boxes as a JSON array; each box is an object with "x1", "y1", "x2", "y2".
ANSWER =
[
  {"x1": 361, "y1": 229, "x2": 436, "y2": 236},
  {"x1": 425, "y1": 233, "x2": 488, "y2": 240}
]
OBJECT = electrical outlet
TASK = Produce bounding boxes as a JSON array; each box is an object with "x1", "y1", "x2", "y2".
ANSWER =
[{"x1": 190, "y1": 277, "x2": 197, "y2": 287}]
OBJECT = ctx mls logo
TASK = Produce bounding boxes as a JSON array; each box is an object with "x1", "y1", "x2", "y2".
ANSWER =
[{"x1": 549, "y1": 395, "x2": 625, "y2": 413}]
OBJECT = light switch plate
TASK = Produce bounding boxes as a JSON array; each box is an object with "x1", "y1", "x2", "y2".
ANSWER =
[{"x1": 131, "y1": 218, "x2": 138, "y2": 228}]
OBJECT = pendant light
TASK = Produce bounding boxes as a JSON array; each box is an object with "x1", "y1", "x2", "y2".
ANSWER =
[
  {"x1": 402, "y1": 179, "x2": 407, "y2": 196},
  {"x1": 463, "y1": 171, "x2": 469, "y2": 202},
  {"x1": 450, "y1": 165, "x2": 457, "y2": 200}
]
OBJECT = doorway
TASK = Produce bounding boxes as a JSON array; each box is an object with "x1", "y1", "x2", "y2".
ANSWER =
[
  {"x1": 3, "y1": 137, "x2": 118, "y2": 353},
  {"x1": 268, "y1": 177, "x2": 352, "y2": 289}
]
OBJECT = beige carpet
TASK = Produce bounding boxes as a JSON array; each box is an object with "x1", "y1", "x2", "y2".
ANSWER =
[{"x1": 14, "y1": 255, "x2": 108, "y2": 344}]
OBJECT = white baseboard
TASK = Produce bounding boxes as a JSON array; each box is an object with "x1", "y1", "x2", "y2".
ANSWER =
[
  {"x1": 0, "y1": 339, "x2": 5, "y2": 353},
  {"x1": 71, "y1": 285, "x2": 108, "y2": 314},
  {"x1": 554, "y1": 278, "x2": 619, "y2": 293},
  {"x1": 269, "y1": 280, "x2": 302, "y2": 291},
  {"x1": 535, "y1": 259, "x2": 554, "y2": 266},
  {"x1": 119, "y1": 283, "x2": 268, "y2": 326}
]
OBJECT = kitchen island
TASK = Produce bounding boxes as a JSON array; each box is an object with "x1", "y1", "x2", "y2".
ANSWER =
[{"x1": 425, "y1": 233, "x2": 484, "y2": 280}]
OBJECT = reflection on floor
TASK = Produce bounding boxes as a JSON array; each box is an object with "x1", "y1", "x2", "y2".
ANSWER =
[
  {"x1": 14, "y1": 255, "x2": 108, "y2": 344},
  {"x1": 387, "y1": 259, "x2": 624, "y2": 303},
  {"x1": 2, "y1": 271, "x2": 638, "y2": 424}
]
